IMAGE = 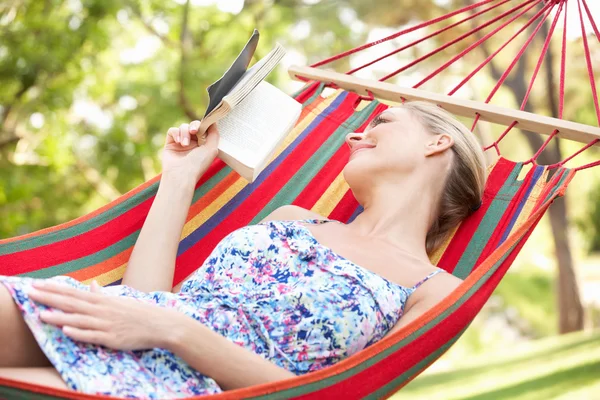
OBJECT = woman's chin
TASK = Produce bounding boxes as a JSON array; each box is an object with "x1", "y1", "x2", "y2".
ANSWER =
[{"x1": 343, "y1": 157, "x2": 374, "y2": 182}]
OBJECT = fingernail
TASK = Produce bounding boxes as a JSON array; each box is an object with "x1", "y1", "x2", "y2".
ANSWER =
[{"x1": 183, "y1": 137, "x2": 189, "y2": 146}]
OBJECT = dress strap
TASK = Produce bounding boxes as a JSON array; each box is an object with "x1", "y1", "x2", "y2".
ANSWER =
[{"x1": 411, "y1": 268, "x2": 444, "y2": 291}]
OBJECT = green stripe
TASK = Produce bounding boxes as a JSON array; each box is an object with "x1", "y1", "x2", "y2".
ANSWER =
[
  {"x1": 452, "y1": 162, "x2": 524, "y2": 279},
  {"x1": 250, "y1": 97, "x2": 381, "y2": 224},
  {"x1": 542, "y1": 168, "x2": 570, "y2": 203},
  {"x1": 291, "y1": 82, "x2": 326, "y2": 101},
  {"x1": 366, "y1": 327, "x2": 468, "y2": 399},
  {"x1": 0, "y1": 385, "x2": 63, "y2": 400},
  {"x1": 21, "y1": 232, "x2": 138, "y2": 279},
  {"x1": 1, "y1": 166, "x2": 229, "y2": 260},
  {"x1": 17, "y1": 168, "x2": 233, "y2": 277},
  {"x1": 245, "y1": 237, "x2": 524, "y2": 399},
  {"x1": 0, "y1": 181, "x2": 159, "y2": 256}
]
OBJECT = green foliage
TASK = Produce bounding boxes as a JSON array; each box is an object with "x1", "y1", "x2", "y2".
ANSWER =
[
  {"x1": 493, "y1": 268, "x2": 557, "y2": 338},
  {"x1": 398, "y1": 329, "x2": 600, "y2": 399},
  {"x1": 576, "y1": 181, "x2": 600, "y2": 254}
]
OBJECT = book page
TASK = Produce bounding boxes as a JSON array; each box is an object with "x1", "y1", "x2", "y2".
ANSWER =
[{"x1": 217, "y1": 81, "x2": 301, "y2": 169}]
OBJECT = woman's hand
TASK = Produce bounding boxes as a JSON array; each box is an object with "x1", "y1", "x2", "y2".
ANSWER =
[
  {"x1": 28, "y1": 280, "x2": 177, "y2": 351},
  {"x1": 162, "y1": 121, "x2": 220, "y2": 184}
]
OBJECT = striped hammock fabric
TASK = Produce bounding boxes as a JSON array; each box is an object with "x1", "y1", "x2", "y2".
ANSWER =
[{"x1": 0, "y1": 82, "x2": 576, "y2": 400}]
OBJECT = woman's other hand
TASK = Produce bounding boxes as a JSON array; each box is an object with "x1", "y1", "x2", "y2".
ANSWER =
[
  {"x1": 28, "y1": 280, "x2": 178, "y2": 351},
  {"x1": 162, "y1": 122, "x2": 220, "y2": 184}
]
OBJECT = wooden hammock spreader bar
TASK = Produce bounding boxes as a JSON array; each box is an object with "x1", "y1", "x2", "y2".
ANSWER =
[{"x1": 289, "y1": 65, "x2": 600, "y2": 146}]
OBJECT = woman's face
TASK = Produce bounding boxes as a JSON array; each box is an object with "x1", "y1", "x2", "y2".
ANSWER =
[{"x1": 343, "y1": 106, "x2": 434, "y2": 184}]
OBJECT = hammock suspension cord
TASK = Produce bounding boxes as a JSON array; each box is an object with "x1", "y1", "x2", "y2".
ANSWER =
[{"x1": 300, "y1": 0, "x2": 599, "y2": 171}]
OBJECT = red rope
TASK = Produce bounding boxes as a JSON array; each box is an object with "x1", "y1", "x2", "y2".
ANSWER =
[
  {"x1": 483, "y1": 121, "x2": 518, "y2": 156},
  {"x1": 346, "y1": 0, "x2": 514, "y2": 76},
  {"x1": 380, "y1": 0, "x2": 541, "y2": 82},
  {"x1": 578, "y1": 0, "x2": 600, "y2": 126},
  {"x1": 576, "y1": 157, "x2": 600, "y2": 172},
  {"x1": 558, "y1": 0, "x2": 568, "y2": 120},
  {"x1": 582, "y1": 0, "x2": 600, "y2": 42},
  {"x1": 548, "y1": 139, "x2": 600, "y2": 169},
  {"x1": 414, "y1": 0, "x2": 547, "y2": 89},
  {"x1": 520, "y1": 1, "x2": 567, "y2": 165},
  {"x1": 520, "y1": 0, "x2": 564, "y2": 113},
  {"x1": 557, "y1": 0, "x2": 600, "y2": 171},
  {"x1": 309, "y1": 0, "x2": 498, "y2": 68},
  {"x1": 448, "y1": 1, "x2": 553, "y2": 96},
  {"x1": 471, "y1": 0, "x2": 553, "y2": 133}
]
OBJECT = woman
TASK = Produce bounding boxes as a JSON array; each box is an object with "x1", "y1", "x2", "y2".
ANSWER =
[{"x1": 0, "y1": 101, "x2": 486, "y2": 398}]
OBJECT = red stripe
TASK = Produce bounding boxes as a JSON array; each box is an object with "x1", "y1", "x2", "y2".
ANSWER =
[
  {"x1": 1, "y1": 160, "x2": 226, "y2": 276},
  {"x1": 174, "y1": 95, "x2": 360, "y2": 282},
  {"x1": 474, "y1": 163, "x2": 539, "y2": 266},
  {"x1": 437, "y1": 157, "x2": 516, "y2": 273}
]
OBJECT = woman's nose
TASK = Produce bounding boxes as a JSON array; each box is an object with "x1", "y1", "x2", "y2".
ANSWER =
[{"x1": 345, "y1": 132, "x2": 365, "y2": 148}]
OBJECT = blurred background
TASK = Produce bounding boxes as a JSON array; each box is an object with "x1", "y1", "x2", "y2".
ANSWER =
[{"x1": 1, "y1": 0, "x2": 599, "y2": 398}]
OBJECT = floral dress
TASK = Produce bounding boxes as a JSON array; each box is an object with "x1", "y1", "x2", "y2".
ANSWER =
[{"x1": 0, "y1": 219, "x2": 443, "y2": 399}]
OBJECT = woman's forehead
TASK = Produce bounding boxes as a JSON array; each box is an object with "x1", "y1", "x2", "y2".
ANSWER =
[{"x1": 382, "y1": 106, "x2": 413, "y2": 120}]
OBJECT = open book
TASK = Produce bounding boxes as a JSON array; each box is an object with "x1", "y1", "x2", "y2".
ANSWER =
[{"x1": 198, "y1": 29, "x2": 302, "y2": 182}]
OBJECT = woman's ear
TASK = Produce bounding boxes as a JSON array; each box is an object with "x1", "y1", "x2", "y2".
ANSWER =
[{"x1": 424, "y1": 133, "x2": 454, "y2": 157}]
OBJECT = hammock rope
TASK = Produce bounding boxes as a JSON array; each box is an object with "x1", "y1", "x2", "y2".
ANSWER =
[
  {"x1": 306, "y1": 0, "x2": 599, "y2": 170},
  {"x1": 309, "y1": 0, "x2": 501, "y2": 69},
  {"x1": 0, "y1": 1, "x2": 598, "y2": 398}
]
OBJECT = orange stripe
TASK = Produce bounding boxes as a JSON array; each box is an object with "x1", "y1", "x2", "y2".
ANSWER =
[
  {"x1": 185, "y1": 172, "x2": 239, "y2": 223},
  {"x1": 66, "y1": 248, "x2": 133, "y2": 282}
]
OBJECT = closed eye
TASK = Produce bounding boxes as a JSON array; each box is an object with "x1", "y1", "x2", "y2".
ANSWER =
[{"x1": 369, "y1": 115, "x2": 389, "y2": 128}]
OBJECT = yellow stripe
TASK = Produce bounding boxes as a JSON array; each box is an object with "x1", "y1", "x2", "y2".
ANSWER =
[
  {"x1": 82, "y1": 263, "x2": 127, "y2": 286},
  {"x1": 508, "y1": 167, "x2": 549, "y2": 236},
  {"x1": 431, "y1": 225, "x2": 460, "y2": 265},
  {"x1": 311, "y1": 172, "x2": 350, "y2": 216}
]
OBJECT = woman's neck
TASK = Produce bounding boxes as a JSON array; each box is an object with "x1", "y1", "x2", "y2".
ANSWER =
[{"x1": 346, "y1": 179, "x2": 436, "y2": 264}]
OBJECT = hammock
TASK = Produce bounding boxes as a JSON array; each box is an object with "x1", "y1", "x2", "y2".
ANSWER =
[{"x1": 0, "y1": 0, "x2": 598, "y2": 398}]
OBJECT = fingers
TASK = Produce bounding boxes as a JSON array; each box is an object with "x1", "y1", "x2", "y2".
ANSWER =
[
  {"x1": 39, "y1": 310, "x2": 107, "y2": 331},
  {"x1": 32, "y1": 281, "x2": 100, "y2": 302},
  {"x1": 90, "y1": 280, "x2": 102, "y2": 294},
  {"x1": 204, "y1": 124, "x2": 220, "y2": 148},
  {"x1": 190, "y1": 120, "x2": 201, "y2": 134},
  {"x1": 29, "y1": 282, "x2": 101, "y2": 314},
  {"x1": 179, "y1": 123, "x2": 190, "y2": 146},
  {"x1": 62, "y1": 326, "x2": 109, "y2": 346},
  {"x1": 166, "y1": 121, "x2": 202, "y2": 146}
]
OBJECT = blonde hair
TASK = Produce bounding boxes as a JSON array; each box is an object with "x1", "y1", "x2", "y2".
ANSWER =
[{"x1": 401, "y1": 101, "x2": 487, "y2": 257}]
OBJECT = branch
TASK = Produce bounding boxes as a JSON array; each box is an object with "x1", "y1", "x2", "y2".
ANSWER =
[
  {"x1": 178, "y1": 0, "x2": 200, "y2": 121},
  {"x1": 0, "y1": 132, "x2": 20, "y2": 149},
  {"x1": 73, "y1": 156, "x2": 122, "y2": 202},
  {"x1": 126, "y1": 1, "x2": 176, "y2": 47}
]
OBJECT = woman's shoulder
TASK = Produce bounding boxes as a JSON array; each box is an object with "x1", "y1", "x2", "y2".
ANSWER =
[
  {"x1": 259, "y1": 205, "x2": 325, "y2": 223},
  {"x1": 409, "y1": 266, "x2": 463, "y2": 308}
]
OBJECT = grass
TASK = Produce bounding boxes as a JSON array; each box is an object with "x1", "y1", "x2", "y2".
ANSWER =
[{"x1": 392, "y1": 329, "x2": 600, "y2": 400}]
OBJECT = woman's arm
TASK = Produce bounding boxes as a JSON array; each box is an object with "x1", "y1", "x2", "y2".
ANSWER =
[
  {"x1": 122, "y1": 122, "x2": 219, "y2": 292},
  {"x1": 121, "y1": 174, "x2": 196, "y2": 292},
  {"x1": 31, "y1": 280, "x2": 295, "y2": 391},
  {"x1": 162, "y1": 311, "x2": 296, "y2": 390}
]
